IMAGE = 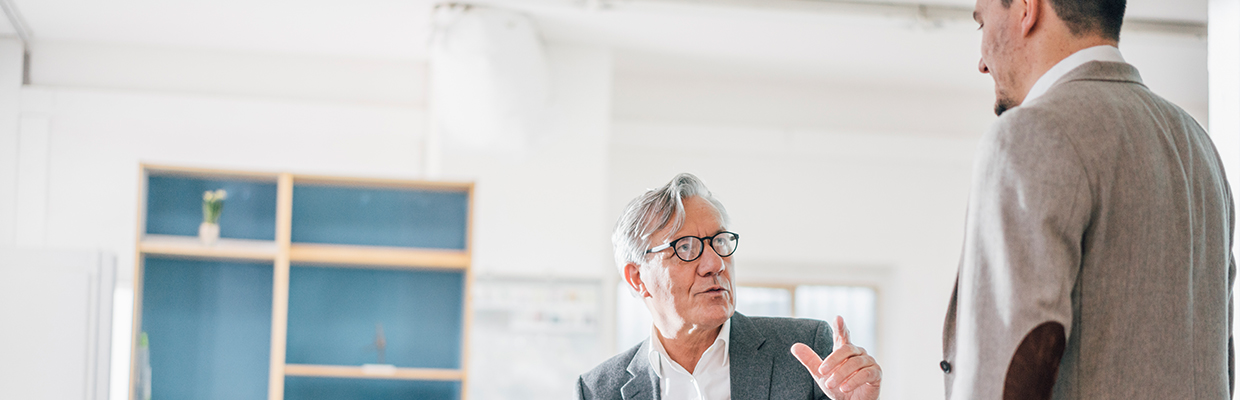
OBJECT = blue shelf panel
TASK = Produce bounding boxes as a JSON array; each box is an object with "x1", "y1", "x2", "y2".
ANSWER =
[
  {"x1": 140, "y1": 256, "x2": 273, "y2": 400},
  {"x1": 286, "y1": 265, "x2": 465, "y2": 369},
  {"x1": 145, "y1": 175, "x2": 278, "y2": 240},
  {"x1": 291, "y1": 184, "x2": 468, "y2": 249},
  {"x1": 284, "y1": 377, "x2": 460, "y2": 400}
]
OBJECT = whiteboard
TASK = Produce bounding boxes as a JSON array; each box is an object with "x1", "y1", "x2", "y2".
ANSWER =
[{"x1": 468, "y1": 277, "x2": 604, "y2": 400}]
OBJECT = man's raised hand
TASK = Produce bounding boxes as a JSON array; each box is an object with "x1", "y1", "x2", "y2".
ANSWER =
[{"x1": 790, "y1": 316, "x2": 881, "y2": 400}]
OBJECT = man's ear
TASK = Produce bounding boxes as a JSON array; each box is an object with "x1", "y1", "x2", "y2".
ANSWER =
[
  {"x1": 623, "y1": 262, "x2": 649, "y2": 297},
  {"x1": 1020, "y1": 0, "x2": 1041, "y2": 37}
]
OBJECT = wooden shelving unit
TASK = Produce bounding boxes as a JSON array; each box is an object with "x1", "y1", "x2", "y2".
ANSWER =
[
  {"x1": 139, "y1": 234, "x2": 279, "y2": 260},
  {"x1": 131, "y1": 165, "x2": 474, "y2": 400}
]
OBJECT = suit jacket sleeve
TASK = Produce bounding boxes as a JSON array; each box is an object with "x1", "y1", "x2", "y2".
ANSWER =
[{"x1": 948, "y1": 108, "x2": 1092, "y2": 399}]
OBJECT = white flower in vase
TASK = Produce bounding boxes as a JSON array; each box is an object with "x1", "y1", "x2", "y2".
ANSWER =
[{"x1": 200, "y1": 189, "x2": 227, "y2": 245}]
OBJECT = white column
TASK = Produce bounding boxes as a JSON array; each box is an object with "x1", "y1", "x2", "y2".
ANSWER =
[
  {"x1": 1212, "y1": 0, "x2": 1240, "y2": 173},
  {"x1": 1211, "y1": 3, "x2": 1240, "y2": 399},
  {"x1": 439, "y1": 41, "x2": 614, "y2": 399},
  {"x1": 13, "y1": 91, "x2": 52, "y2": 247}
]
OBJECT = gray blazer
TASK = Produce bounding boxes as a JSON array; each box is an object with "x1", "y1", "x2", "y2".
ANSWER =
[
  {"x1": 577, "y1": 312, "x2": 833, "y2": 400},
  {"x1": 942, "y1": 61, "x2": 1236, "y2": 399}
]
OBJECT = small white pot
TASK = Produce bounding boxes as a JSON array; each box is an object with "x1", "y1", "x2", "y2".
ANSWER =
[{"x1": 199, "y1": 222, "x2": 220, "y2": 245}]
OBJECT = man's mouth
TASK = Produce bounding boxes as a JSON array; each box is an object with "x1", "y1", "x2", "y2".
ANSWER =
[{"x1": 700, "y1": 286, "x2": 727, "y2": 295}]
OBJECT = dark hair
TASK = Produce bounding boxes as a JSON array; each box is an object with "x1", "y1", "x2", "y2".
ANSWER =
[{"x1": 1001, "y1": 0, "x2": 1126, "y2": 41}]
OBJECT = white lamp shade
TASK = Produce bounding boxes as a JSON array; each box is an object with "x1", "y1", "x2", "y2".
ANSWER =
[{"x1": 429, "y1": 5, "x2": 550, "y2": 151}]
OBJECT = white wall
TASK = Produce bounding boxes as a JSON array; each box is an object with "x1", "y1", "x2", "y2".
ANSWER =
[
  {"x1": 31, "y1": 41, "x2": 425, "y2": 105},
  {"x1": 614, "y1": 73, "x2": 996, "y2": 138},
  {"x1": 1209, "y1": 4, "x2": 1240, "y2": 400},
  {"x1": 21, "y1": 90, "x2": 427, "y2": 287},
  {"x1": 0, "y1": 11, "x2": 1215, "y2": 400},
  {"x1": 0, "y1": 38, "x2": 23, "y2": 245},
  {"x1": 440, "y1": 44, "x2": 613, "y2": 281}
]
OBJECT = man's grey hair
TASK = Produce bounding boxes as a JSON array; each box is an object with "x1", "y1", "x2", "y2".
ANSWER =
[{"x1": 612, "y1": 173, "x2": 731, "y2": 275}]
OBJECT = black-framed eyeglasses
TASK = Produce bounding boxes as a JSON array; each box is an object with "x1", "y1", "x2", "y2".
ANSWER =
[{"x1": 645, "y1": 231, "x2": 740, "y2": 262}]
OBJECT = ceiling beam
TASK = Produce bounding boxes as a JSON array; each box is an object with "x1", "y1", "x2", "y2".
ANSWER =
[
  {"x1": 0, "y1": 0, "x2": 30, "y2": 45},
  {"x1": 0, "y1": 0, "x2": 31, "y2": 84}
]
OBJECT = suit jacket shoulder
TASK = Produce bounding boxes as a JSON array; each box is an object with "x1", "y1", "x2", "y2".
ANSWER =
[
  {"x1": 576, "y1": 313, "x2": 836, "y2": 400},
  {"x1": 578, "y1": 341, "x2": 648, "y2": 400}
]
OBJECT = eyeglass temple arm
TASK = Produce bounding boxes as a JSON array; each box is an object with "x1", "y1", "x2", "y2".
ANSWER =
[{"x1": 645, "y1": 243, "x2": 672, "y2": 254}]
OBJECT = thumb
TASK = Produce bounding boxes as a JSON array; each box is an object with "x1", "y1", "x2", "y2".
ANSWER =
[
  {"x1": 833, "y1": 315, "x2": 851, "y2": 347},
  {"x1": 790, "y1": 343, "x2": 824, "y2": 379}
]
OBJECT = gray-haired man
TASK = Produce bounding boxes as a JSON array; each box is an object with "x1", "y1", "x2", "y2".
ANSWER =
[{"x1": 577, "y1": 173, "x2": 881, "y2": 400}]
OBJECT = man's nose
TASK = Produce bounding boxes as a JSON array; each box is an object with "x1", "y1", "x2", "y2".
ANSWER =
[
  {"x1": 979, "y1": 58, "x2": 990, "y2": 74},
  {"x1": 697, "y1": 245, "x2": 726, "y2": 276}
]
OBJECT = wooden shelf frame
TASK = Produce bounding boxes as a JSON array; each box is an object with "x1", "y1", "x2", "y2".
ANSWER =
[
  {"x1": 144, "y1": 164, "x2": 281, "y2": 182},
  {"x1": 139, "y1": 234, "x2": 278, "y2": 261},
  {"x1": 269, "y1": 173, "x2": 294, "y2": 400},
  {"x1": 289, "y1": 244, "x2": 469, "y2": 270},
  {"x1": 131, "y1": 164, "x2": 475, "y2": 400},
  {"x1": 283, "y1": 364, "x2": 464, "y2": 381}
]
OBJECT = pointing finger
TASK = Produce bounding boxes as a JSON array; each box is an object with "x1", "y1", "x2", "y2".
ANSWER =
[
  {"x1": 790, "y1": 342, "x2": 825, "y2": 379},
  {"x1": 833, "y1": 315, "x2": 851, "y2": 347}
]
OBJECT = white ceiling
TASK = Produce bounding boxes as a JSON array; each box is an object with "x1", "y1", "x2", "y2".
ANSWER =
[
  {"x1": 0, "y1": 0, "x2": 1209, "y2": 105},
  {"x1": 4, "y1": 0, "x2": 1206, "y2": 60},
  {"x1": 0, "y1": 11, "x2": 13, "y2": 37},
  {"x1": 11, "y1": 0, "x2": 438, "y2": 59}
]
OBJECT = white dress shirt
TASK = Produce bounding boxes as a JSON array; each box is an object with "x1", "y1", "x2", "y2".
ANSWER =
[
  {"x1": 1022, "y1": 45, "x2": 1126, "y2": 106},
  {"x1": 647, "y1": 319, "x2": 732, "y2": 400}
]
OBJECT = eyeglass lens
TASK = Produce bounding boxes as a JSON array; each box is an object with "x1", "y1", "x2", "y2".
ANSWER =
[{"x1": 673, "y1": 232, "x2": 738, "y2": 262}]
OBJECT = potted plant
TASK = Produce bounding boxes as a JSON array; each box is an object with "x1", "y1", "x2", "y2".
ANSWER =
[{"x1": 200, "y1": 189, "x2": 226, "y2": 245}]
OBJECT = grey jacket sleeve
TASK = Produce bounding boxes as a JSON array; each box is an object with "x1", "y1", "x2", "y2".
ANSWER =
[{"x1": 947, "y1": 108, "x2": 1092, "y2": 399}]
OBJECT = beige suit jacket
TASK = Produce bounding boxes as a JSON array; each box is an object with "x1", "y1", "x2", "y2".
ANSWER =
[{"x1": 942, "y1": 61, "x2": 1236, "y2": 399}]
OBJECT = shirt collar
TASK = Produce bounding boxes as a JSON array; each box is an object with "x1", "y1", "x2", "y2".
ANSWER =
[
  {"x1": 646, "y1": 318, "x2": 732, "y2": 379},
  {"x1": 1022, "y1": 45, "x2": 1125, "y2": 106}
]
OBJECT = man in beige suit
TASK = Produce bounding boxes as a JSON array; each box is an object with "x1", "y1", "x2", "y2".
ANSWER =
[{"x1": 942, "y1": 0, "x2": 1236, "y2": 399}]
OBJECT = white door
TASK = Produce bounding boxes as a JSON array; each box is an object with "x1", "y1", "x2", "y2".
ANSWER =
[{"x1": 0, "y1": 247, "x2": 114, "y2": 400}]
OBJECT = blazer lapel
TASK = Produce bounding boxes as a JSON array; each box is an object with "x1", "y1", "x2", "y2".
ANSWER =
[
  {"x1": 621, "y1": 339, "x2": 660, "y2": 400},
  {"x1": 729, "y1": 313, "x2": 773, "y2": 400}
]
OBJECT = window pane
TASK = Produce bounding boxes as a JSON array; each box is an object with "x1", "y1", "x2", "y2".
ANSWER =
[
  {"x1": 795, "y1": 285, "x2": 878, "y2": 356},
  {"x1": 735, "y1": 286, "x2": 792, "y2": 317}
]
